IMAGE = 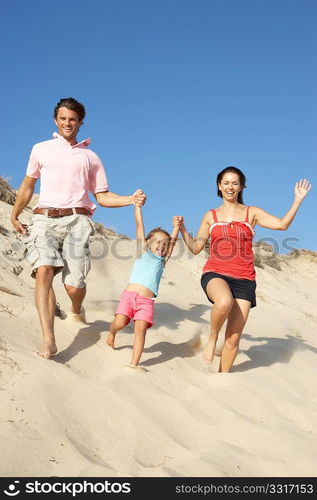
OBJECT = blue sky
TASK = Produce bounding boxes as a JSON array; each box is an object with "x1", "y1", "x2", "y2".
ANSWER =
[{"x1": 1, "y1": 0, "x2": 316, "y2": 252}]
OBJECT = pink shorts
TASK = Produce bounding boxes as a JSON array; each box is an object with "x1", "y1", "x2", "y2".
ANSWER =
[{"x1": 115, "y1": 290, "x2": 155, "y2": 327}]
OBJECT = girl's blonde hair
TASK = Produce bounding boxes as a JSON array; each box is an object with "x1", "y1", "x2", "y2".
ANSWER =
[{"x1": 145, "y1": 227, "x2": 171, "y2": 242}]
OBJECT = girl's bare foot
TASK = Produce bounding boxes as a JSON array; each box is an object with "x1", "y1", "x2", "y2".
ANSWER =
[{"x1": 106, "y1": 332, "x2": 116, "y2": 348}]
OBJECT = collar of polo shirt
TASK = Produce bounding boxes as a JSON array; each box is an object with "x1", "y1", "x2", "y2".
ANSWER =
[{"x1": 52, "y1": 132, "x2": 91, "y2": 148}]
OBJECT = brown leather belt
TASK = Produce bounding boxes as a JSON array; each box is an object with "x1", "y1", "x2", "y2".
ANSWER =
[{"x1": 33, "y1": 207, "x2": 92, "y2": 218}]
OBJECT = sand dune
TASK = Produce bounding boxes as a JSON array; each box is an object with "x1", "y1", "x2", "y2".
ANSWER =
[{"x1": 0, "y1": 195, "x2": 316, "y2": 477}]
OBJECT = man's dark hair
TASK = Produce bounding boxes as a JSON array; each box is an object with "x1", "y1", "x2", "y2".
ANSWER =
[{"x1": 54, "y1": 97, "x2": 86, "y2": 122}]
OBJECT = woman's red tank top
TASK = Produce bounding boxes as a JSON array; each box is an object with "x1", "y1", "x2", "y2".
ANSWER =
[{"x1": 202, "y1": 206, "x2": 256, "y2": 280}]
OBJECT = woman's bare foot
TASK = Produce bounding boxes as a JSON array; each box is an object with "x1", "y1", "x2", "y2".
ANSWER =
[
  {"x1": 203, "y1": 338, "x2": 216, "y2": 363},
  {"x1": 106, "y1": 332, "x2": 116, "y2": 348},
  {"x1": 36, "y1": 341, "x2": 58, "y2": 360},
  {"x1": 125, "y1": 364, "x2": 146, "y2": 371}
]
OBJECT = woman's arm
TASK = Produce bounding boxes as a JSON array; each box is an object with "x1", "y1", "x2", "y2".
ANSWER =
[
  {"x1": 252, "y1": 179, "x2": 311, "y2": 230},
  {"x1": 177, "y1": 212, "x2": 211, "y2": 255}
]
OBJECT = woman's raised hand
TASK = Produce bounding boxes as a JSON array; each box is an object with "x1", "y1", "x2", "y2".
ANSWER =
[{"x1": 294, "y1": 179, "x2": 312, "y2": 203}]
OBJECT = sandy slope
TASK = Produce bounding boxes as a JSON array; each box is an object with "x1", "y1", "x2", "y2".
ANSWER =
[{"x1": 0, "y1": 199, "x2": 316, "y2": 477}]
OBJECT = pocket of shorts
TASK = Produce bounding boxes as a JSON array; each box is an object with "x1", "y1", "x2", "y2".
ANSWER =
[
  {"x1": 23, "y1": 235, "x2": 40, "y2": 265},
  {"x1": 87, "y1": 217, "x2": 95, "y2": 236}
]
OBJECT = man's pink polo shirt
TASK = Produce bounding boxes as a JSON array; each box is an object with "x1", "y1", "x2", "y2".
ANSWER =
[{"x1": 26, "y1": 134, "x2": 108, "y2": 213}]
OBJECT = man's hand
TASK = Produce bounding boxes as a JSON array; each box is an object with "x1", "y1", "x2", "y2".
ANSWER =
[
  {"x1": 133, "y1": 189, "x2": 146, "y2": 207},
  {"x1": 10, "y1": 175, "x2": 37, "y2": 234},
  {"x1": 11, "y1": 217, "x2": 28, "y2": 235}
]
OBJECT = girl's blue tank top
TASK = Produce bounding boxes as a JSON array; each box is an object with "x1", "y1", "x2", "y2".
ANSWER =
[{"x1": 128, "y1": 250, "x2": 165, "y2": 296}]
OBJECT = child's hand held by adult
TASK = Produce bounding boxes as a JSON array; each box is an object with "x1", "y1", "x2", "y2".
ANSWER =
[
  {"x1": 173, "y1": 216, "x2": 184, "y2": 228},
  {"x1": 133, "y1": 189, "x2": 147, "y2": 207}
]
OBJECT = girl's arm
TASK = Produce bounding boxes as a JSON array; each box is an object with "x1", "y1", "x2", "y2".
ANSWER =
[
  {"x1": 177, "y1": 212, "x2": 211, "y2": 255},
  {"x1": 135, "y1": 205, "x2": 146, "y2": 257},
  {"x1": 165, "y1": 222, "x2": 180, "y2": 262},
  {"x1": 251, "y1": 179, "x2": 312, "y2": 230}
]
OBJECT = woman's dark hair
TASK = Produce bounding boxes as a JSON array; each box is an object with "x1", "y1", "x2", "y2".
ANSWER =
[
  {"x1": 217, "y1": 166, "x2": 246, "y2": 204},
  {"x1": 54, "y1": 97, "x2": 86, "y2": 122},
  {"x1": 145, "y1": 227, "x2": 171, "y2": 242}
]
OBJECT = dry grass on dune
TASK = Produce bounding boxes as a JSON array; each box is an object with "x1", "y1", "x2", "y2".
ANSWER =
[{"x1": 0, "y1": 177, "x2": 16, "y2": 205}]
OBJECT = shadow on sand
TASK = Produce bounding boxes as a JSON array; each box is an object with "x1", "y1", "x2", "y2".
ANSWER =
[
  {"x1": 154, "y1": 302, "x2": 209, "y2": 330},
  {"x1": 54, "y1": 320, "x2": 110, "y2": 363},
  {"x1": 142, "y1": 338, "x2": 201, "y2": 366},
  {"x1": 232, "y1": 333, "x2": 317, "y2": 372},
  {"x1": 114, "y1": 337, "x2": 201, "y2": 367}
]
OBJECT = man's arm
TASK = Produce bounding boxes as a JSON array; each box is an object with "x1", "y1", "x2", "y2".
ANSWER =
[
  {"x1": 11, "y1": 176, "x2": 38, "y2": 234},
  {"x1": 95, "y1": 190, "x2": 146, "y2": 208}
]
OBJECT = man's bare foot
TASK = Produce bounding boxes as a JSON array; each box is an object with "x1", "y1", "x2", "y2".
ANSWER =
[
  {"x1": 66, "y1": 307, "x2": 86, "y2": 324},
  {"x1": 203, "y1": 339, "x2": 216, "y2": 364},
  {"x1": 106, "y1": 332, "x2": 116, "y2": 349},
  {"x1": 66, "y1": 306, "x2": 87, "y2": 325},
  {"x1": 35, "y1": 341, "x2": 58, "y2": 360}
]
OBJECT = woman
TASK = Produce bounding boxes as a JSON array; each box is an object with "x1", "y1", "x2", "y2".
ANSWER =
[{"x1": 176, "y1": 166, "x2": 311, "y2": 372}]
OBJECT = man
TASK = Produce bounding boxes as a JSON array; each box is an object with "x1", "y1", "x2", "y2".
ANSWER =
[{"x1": 11, "y1": 97, "x2": 146, "y2": 359}]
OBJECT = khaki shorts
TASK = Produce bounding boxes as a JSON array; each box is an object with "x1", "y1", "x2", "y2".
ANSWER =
[{"x1": 23, "y1": 213, "x2": 95, "y2": 288}]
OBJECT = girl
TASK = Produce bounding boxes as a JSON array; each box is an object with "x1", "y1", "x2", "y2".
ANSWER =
[
  {"x1": 176, "y1": 166, "x2": 311, "y2": 372},
  {"x1": 106, "y1": 205, "x2": 180, "y2": 368}
]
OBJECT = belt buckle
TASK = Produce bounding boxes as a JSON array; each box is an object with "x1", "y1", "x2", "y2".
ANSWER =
[{"x1": 50, "y1": 208, "x2": 63, "y2": 218}]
